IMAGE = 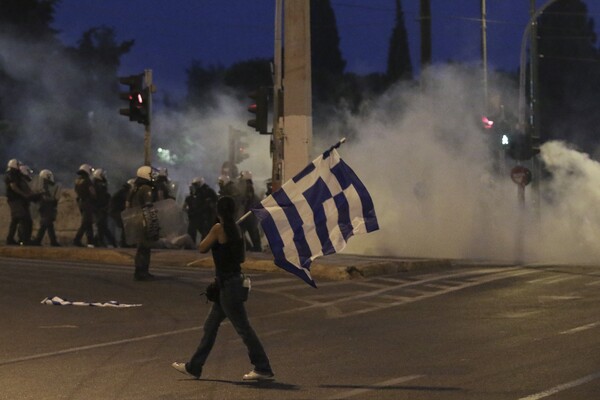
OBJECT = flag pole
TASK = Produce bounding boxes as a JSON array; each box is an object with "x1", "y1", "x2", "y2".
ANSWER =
[
  {"x1": 330, "y1": 137, "x2": 346, "y2": 151},
  {"x1": 237, "y1": 137, "x2": 347, "y2": 225},
  {"x1": 237, "y1": 211, "x2": 252, "y2": 224}
]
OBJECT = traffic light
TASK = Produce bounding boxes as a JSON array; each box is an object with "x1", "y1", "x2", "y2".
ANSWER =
[
  {"x1": 119, "y1": 73, "x2": 149, "y2": 125},
  {"x1": 229, "y1": 130, "x2": 250, "y2": 164},
  {"x1": 506, "y1": 133, "x2": 539, "y2": 161},
  {"x1": 234, "y1": 137, "x2": 250, "y2": 164},
  {"x1": 247, "y1": 86, "x2": 270, "y2": 134}
]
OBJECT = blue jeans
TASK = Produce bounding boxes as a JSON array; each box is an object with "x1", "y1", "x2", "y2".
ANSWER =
[{"x1": 186, "y1": 276, "x2": 272, "y2": 377}]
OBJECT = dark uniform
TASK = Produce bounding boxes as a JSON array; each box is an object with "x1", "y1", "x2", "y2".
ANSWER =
[
  {"x1": 184, "y1": 181, "x2": 217, "y2": 243},
  {"x1": 109, "y1": 181, "x2": 132, "y2": 247},
  {"x1": 73, "y1": 168, "x2": 96, "y2": 247},
  {"x1": 93, "y1": 174, "x2": 116, "y2": 247},
  {"x1": 127, "y1": 176, "x2": 156, "y2": 281},
  {"x1": 238, "y1": 179, "x2": 262, "y2": 252},
  {"x1": 155, "y1": 171, "x2": 175, "y2": 201},
  {"x1": 33, "y1": 173, "x2": 60, "y2": 246},
  {"x1": 5, "y1": 166, "x2": 35, "y2": 245}
]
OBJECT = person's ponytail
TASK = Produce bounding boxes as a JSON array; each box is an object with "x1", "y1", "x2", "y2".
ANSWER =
[{"x1": 217, "y1": 196, "x2": 240, "y2": 242}]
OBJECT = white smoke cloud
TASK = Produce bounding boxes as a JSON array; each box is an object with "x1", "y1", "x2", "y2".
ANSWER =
[
  {"x1": 0, "y1": 33, "x2": 271, "y2": 199},
  {"x1": 324, "y1": 66, "x2": 600, "y2": 264},
  {"x1": 4, "y1": 31, "x2": 600, "y2": 264}
]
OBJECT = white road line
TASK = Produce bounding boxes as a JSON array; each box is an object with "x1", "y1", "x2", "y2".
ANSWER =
[
  {"x1": 0, "y1": 326, "x2": 202, "y2": 366},
  {"x1": 327, "y1": 374, "x2": 424, "y2": 399},
  {"x1": 559, "y1": 321, "x2": 600, "y2": 335},
  {"x1": 249, "y1": 277, "x2": 296, "y2": 286},
  {"x1": 527, "y1": 275, "x2": 575, "y2": 284},
  {"x1": 518, "y1": 371, "x2": 600, "y2": 399}
]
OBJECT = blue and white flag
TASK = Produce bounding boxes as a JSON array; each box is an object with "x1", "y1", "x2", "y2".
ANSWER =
[
  {"x1": 252, "y1": 140, "x2": 379, "y2": 287},
  {"x1": 41, "y1": 296, "x2": 142, "y2": 308}
]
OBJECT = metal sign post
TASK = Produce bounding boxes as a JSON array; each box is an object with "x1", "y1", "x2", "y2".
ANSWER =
[{"x1": 511, "y1": 165, "x2": 532, "y2": 263}]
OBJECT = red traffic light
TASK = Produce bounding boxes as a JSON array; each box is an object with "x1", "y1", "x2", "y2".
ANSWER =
[{"x1": 482, "y1": 116, "x2": 494, "y2": 129}]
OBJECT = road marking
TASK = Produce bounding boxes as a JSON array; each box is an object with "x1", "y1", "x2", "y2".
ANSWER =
[
  {"x1": 518, "y1": 371, "x2": 600, "y2": 399},
  {"x1": 559, "y1": 321, "x2": 600, "y2": 335},
  {"x1": 527, "y1": 275, "x2": 576, "y2": 285},
  {"x1": 326, "y1": 374, "x2": 423, "y2": 399},
  {"x1": 317, "y1": 268, "x2": 537, "y2": 318},
  {"x1": 38, "y1": 325, "x2": 78, "y2": 329},
  {"x1": 0, "y1": 326, "x2": 202, "y2": 366},
  {"x1": 249, "y1": 277, "x2": 296, "y2": 286}
]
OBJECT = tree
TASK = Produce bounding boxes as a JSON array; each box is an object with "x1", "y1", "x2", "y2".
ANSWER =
[
  {"x1": 386, "y1": 0, "x2": 413, "y2": 83},
  {"x1": 537, "y1": 0, "x2": 600, "y2": 150},
  {"x1": 310, "y1": 0, "x2": 346, "y2": 106},
  {"x1": 68, "y1": 26, "x2": 134, "y2": 100},
  {"x1": 0, "y1": 0, "x2": 58, "y2": 40}
]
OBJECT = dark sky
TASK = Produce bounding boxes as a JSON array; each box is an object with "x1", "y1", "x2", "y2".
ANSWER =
[{"x1": 52, "y1": 1, "x2": 600, "y2": 99}]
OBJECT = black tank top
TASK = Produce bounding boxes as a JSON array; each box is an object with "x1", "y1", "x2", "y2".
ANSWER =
[{"x1": 212, "y1": 238, "x2": 245, "y2": 281}]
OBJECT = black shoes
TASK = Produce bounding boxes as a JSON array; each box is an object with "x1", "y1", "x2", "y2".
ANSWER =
[{"x1": 134, "y1": 272, "x2": 155, "y2": 281}]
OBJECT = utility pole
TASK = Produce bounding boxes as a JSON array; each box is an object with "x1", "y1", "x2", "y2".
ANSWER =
[
  {"x1": 419, "y1": 0, "x2": 432, "y2": 73},
  {"x1": 272, "y1": 0, "x2": 284, "y2": 192},
  {"x1": 282, "y1": 0, "x2": 312, "y2": 181},
  {"x1": 480, "y1": 0, "x2": 488, "y2": 112}
]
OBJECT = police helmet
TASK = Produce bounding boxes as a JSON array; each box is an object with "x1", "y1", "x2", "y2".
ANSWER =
[
  {"x1": 239, "y1": 170, "x2": 253, "y2": 181},
  {"x1": 78, "y1": 163, "x2": 93, "y2": 176},
  {"x1": 192, "y1": 176, "x2": 205, "y2": 186},
  {"x1": 39, "y1": 169, "x2": 54, "y2": 183},
  {"x1": 92, "y1": 168, "x2": 106, "y2": 180},
  {"x1": 7, "y1": 159, "x2": 20, "y2": 170},
  {"x1": 136, "y1": 165, "x2": 154, "y2": 181},
  {"x1": 218, "y1": 174, "x2": 230, "y2": 186},
  {"x1": 19, "y1": 164, "x2": 32, "y2": 180}
]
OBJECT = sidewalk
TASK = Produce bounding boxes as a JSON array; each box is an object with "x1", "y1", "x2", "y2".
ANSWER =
[{"x1": 0, "y1": 245, "x2": 453, "y2": 282}]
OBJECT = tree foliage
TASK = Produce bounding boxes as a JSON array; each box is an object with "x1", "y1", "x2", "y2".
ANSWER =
[
  {"x1": 310, "y1": 0, "x2": 346, "y2": 107},
  {"x1": 537, "y1": 0, "x2": 600, "y2": 150},
  {"x1": 0, "y1": 0, "x2": 58, "y2": 40},
  {"x1": 386, "y1": 0, "x2": 413, "y2": 83},
  {"x1": 0, "y1": 0, "x2": 135, "y2": 169}
]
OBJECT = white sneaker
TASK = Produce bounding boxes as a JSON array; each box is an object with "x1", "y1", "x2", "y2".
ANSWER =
[
  {"x1": 171, "y1": 362, "x2": 199, "y2": 379},
  {"x1": 242, "y1": 370, "x2": 274, "y2": 381}
]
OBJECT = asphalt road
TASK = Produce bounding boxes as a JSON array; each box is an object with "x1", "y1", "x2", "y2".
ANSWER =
[{"x1": 1, "y1": 257, "x2": 600, "y2": 400}]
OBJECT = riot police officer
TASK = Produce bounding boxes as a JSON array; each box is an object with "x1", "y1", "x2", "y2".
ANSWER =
[
  {"x1": 33, "y1": 169, "x2": 61, "y2": 246},
  {"x1": 73, "y1": 164, "x2": 96, "y2": 247},
  {"x1": 238, "y1": 171, "x2": 262, "y2": 252},
  {"x1": 184, "y1": 176, "x2": 217, "y2": 243},
  {"x1": 92, "y1": 168, "x2": 116, "y2": 247},
  {"x1": 5, "y1": 160, "x2": 37, "y2": 245},
  {"x1": 127, "y1": 166, "x2": 157, "y2": 281}
]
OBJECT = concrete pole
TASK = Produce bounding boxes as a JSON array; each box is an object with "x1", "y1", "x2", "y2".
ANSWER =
[
  {"x1": 419, "y1": 0, "x2": 432, "y2": 71},
  {"x1": 481, "y1": 0, "x2": 488, "y2": 113},
  {"x1": 283, "y1": 0, "x2": 312, "y2": 181},
  {"x1": 272, "y1": 0, "x2": 284, "y2": 192}
]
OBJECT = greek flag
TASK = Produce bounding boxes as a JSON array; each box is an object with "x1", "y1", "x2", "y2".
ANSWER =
[{"x1": 252, "y1": 140, "x2": 379, "y2": 287}]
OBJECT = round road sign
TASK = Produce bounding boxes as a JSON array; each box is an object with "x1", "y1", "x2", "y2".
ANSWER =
[{"x1": 511, "y1": 166, "x2": 532, "y2": 186}]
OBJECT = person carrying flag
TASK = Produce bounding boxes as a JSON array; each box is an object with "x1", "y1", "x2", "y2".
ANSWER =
[{"x1": 171, "y1": 195, "x2": 274, "y2": 381}]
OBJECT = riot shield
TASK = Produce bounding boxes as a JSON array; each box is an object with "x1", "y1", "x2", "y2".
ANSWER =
[{"x1": 121, "y1": 199, "x2": 187, "y2": 246}]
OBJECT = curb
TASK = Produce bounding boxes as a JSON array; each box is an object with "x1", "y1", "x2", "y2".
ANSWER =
[{"x1": 0, "y1": 246, "x2": 453, "y2": 282}]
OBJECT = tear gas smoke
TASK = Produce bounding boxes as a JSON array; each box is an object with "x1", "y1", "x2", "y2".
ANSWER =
[
  {"x1": 0, "y1": 34, "x2": 272, "y2": 199},
  {"x1": 2, "y1": 33, "x2": 599, "y2": 263},
  {"x1": 328, "y1": 66, "x2": 600, "y2": 264}
]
